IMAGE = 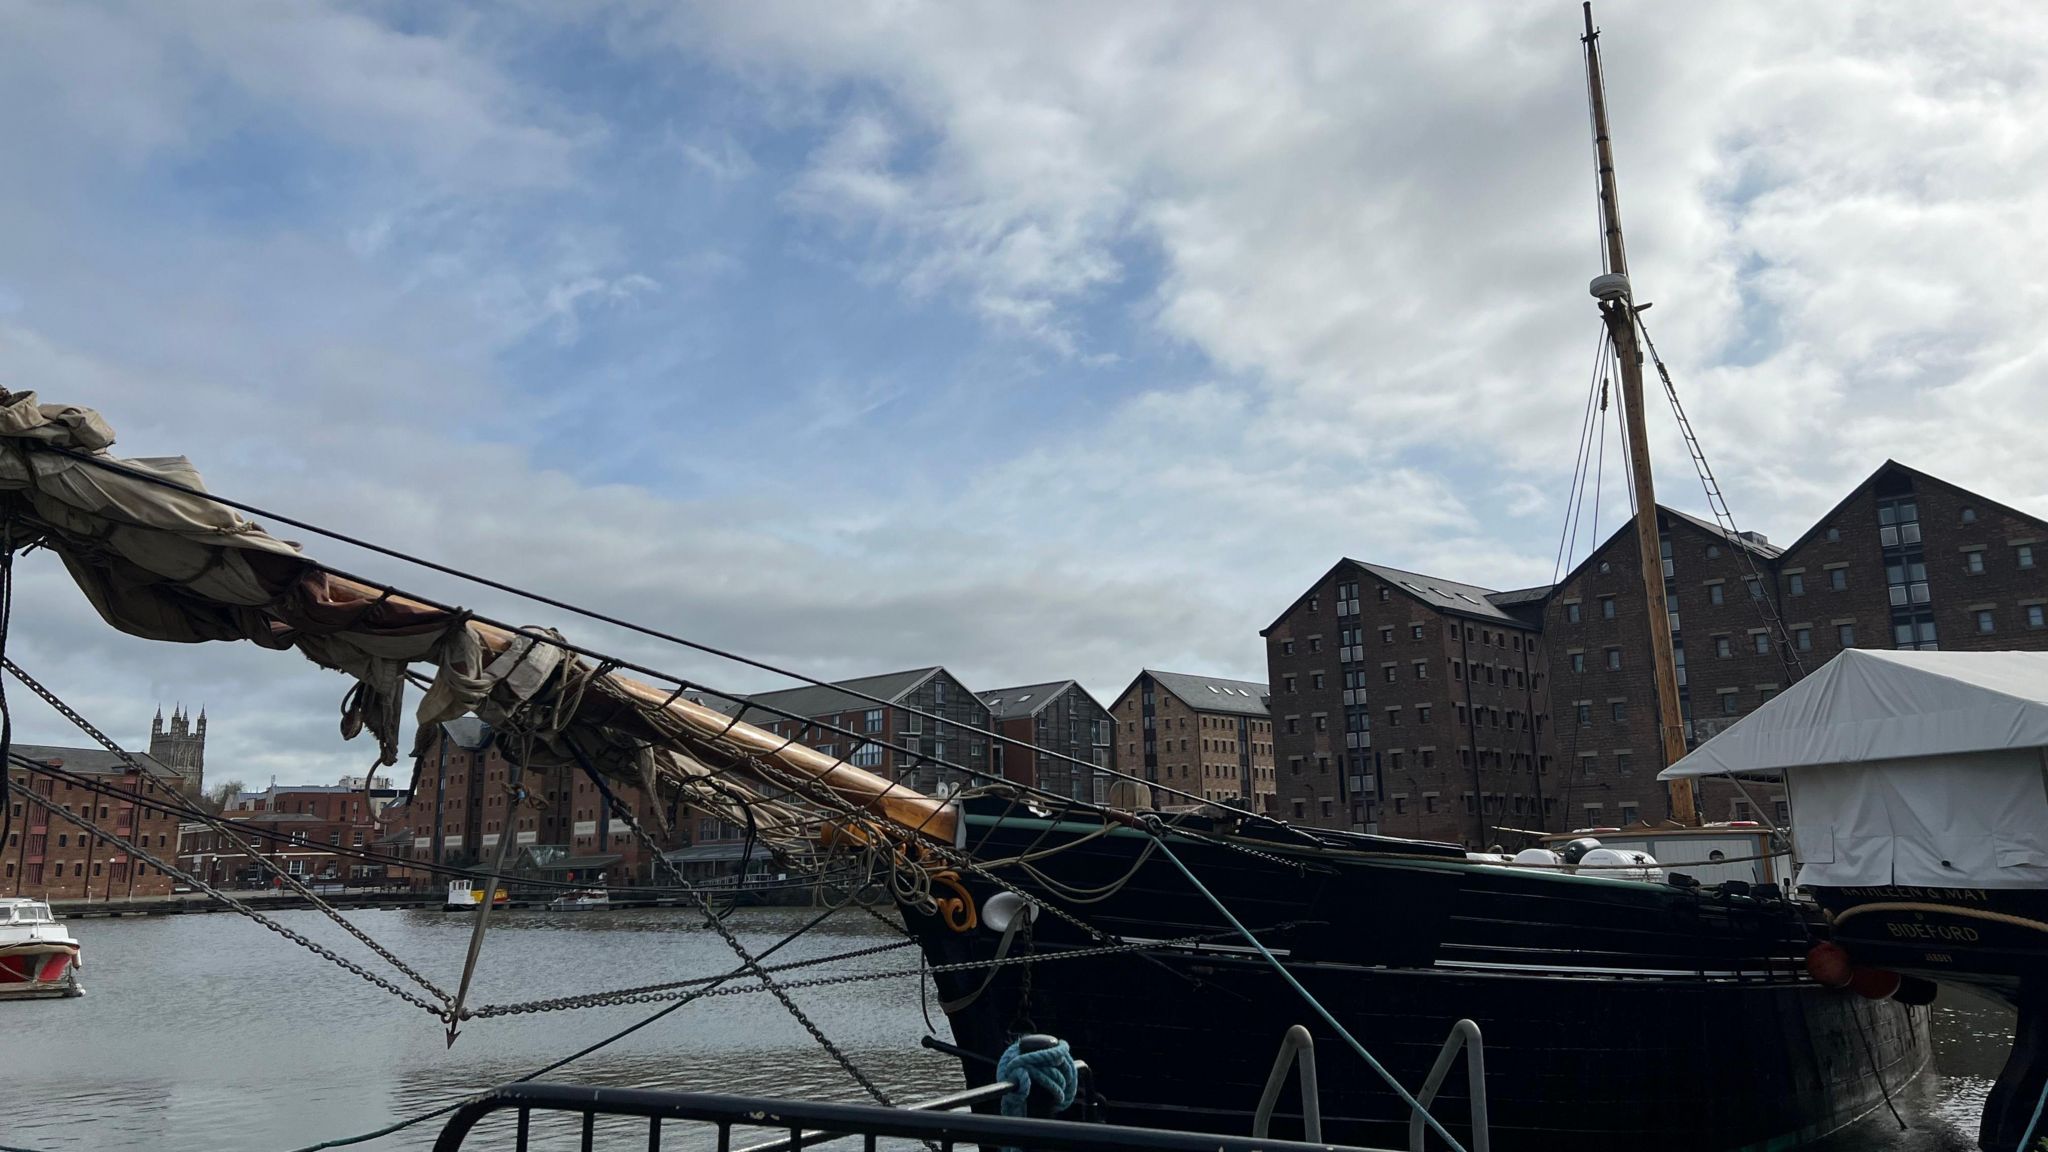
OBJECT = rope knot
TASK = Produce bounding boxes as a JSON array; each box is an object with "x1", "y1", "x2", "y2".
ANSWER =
[{"x1": 996, "y1": 1035, "x2": 1077, "y2": 1122}]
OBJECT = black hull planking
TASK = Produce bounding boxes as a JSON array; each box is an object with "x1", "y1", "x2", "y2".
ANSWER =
[
  {"x1": 908, "y1": 803, "x2": 1930, "y2": 1152},
  {"x1": 1808, "y1": 884, "x2": 2048, "y2": 1152}
]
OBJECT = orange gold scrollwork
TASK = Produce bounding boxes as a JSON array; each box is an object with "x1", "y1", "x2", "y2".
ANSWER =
[{"x1": 930, "y1": 869, "x2": 978, "y2": 933}]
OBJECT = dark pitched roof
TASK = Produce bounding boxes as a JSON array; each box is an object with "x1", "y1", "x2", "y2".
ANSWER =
[
  {"x1": 1351, "y1": 561, "x2": 1535, "y2": 628},
  {"x1": 1485, "y1": 584, "x2": 1554, "y2": 607},
  {"x1": 11, "y1": 743, "x2": 180, "y2": 779},
  {"x1": 978, "y1": 680, "x2": 1078, "y2": 720},
  {"x1": 705, "y1": 667, "x2": 945, "y2": 725},
  {"x1": 1141, "y1": 670, "x2": 1269, "y2": 717},
  {"x1": 1661, "y1": 507, "x2": 1783, "y2": 558}
]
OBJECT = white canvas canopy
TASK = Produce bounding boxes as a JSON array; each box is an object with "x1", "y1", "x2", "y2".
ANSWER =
[{"x1": 1659, "y1": 649, "x2": 2048, "y2": 889}]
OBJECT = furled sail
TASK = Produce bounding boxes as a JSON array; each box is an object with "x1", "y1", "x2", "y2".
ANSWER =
[{"x1": 0, "y1": 390, "x2": 956, "y2": 849}]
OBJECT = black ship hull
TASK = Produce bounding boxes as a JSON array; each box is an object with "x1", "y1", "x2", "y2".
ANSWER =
[
  {"x1": 908, "y1": 802, "x2": 1929, "y2": 1152},
  {"x1": 1806, "y1": 883, "x2": 2048, "y2": 1152}
]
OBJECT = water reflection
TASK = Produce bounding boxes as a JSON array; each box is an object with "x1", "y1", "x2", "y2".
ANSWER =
[{"x1": 0, "y1": 906, "x2": 2016, "y2": 1151}]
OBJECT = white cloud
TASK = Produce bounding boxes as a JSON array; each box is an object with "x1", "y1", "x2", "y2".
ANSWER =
[{"x1": 8, "y1": 1, "x2": 2048, "y2": 785}]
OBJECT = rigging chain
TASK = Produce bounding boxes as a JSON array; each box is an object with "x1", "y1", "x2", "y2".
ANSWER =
[
  {"x1": 10, "y1": 783, "x2": 449, "y2": 1018},
  {"x1": 3, "y1": 658, "x2": 456, "y2": 1006}
]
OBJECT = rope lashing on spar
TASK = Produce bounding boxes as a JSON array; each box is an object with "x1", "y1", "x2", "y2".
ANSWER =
[{"x1": 996, "y1": 1035, "x2": 1079, "y2": 1126}]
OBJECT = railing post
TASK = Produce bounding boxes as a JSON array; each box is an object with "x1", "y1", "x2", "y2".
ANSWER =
[
  {"x1": 1252, "y1": 1024, "x2": 1322, "y2": 1143},
  {"x1": 1408, "y1": 1019, "x2": 1488, "y2": 1152}
]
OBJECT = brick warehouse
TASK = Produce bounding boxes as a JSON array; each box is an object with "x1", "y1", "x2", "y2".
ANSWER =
[
  {"x1": 1106, "y1": 670, "x2": 1275, "y2": 811},
  {"x1": 977, "y1": 680, "x2": 1116, "y2": 801},
  {"x1": 1263, "y1": 565, "x2": 1553, "y2": 843},
  {"x1": 1264, "y1": 459, "x2": 2048, "y2": 843},
  {"x1": 4, "y1": 745, "x2": 185, "y2": 900}
]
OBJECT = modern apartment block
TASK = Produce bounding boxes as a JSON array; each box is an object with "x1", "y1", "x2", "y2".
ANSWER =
[
  {"x1": 1263, "y1": 563, "x2": 1553, "y2": 845},
  {"x1": 977, "y1": 680, "x2": 1115, "y2": 801},
  {"x1": 722, "y1": 666, "x2": 992, "y2": 795},
  {"x1": 1106, "y1": 670, "x2": 1275, "y2": 811},
  {"x1": 1265, "y1": 460, "x2": 2048, "y2": 840}
]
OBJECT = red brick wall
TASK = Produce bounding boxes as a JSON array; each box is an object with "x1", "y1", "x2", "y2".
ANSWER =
[{"x1": 4, "y1": 766, "x2": 180, "y2": 900}]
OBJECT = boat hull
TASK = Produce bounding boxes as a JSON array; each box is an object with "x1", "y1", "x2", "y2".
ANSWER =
[
  {"x1": 0, "y1": 943, "x2": 83, "y2": 999},
  {"x1": 1806, "y1": 884, "x2": 2048, "y2": 1151},
  {"x1": 909, "y1": 804, "x2": 1930, "y2": 1152}
]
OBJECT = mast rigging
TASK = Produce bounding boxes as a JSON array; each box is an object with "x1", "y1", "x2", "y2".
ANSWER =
[{"x1": 1581, "y1": 2, "x2": 1697, "y2": 825}]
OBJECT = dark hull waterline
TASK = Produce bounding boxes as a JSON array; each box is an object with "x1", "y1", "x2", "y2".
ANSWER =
[
  {"x1": 907, "y1": 802, "x2": 1931, "y2": 1152},
  {"x1": 1808, "y1": 884, "x2": 2048, "y2": 1152}
]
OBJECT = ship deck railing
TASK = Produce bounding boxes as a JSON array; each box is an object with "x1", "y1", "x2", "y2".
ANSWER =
[{"x1": 431, "y1": 1080, "x2": 1407, "y2": 1152}]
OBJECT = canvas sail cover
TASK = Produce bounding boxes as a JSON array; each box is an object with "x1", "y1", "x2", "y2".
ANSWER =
[
  {"x1": 0, "y1": 390, "x2": 954, "y2": 852},
  {"x1": 1660, "y1": 649, "x2": 2048, "y2": 888}
]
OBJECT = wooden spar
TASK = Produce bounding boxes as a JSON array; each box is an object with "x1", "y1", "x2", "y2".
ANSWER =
[
  {"x1": 318, "y1": 572, "x2": 960, "y2": 844},
  {"x1": 1581, "y1": 3, "x2": 1698, "y2": 824}
]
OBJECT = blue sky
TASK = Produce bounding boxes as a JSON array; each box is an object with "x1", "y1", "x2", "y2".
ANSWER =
[{"x1": 3, "y1": 2, "x2": 2046, "y2": 785}]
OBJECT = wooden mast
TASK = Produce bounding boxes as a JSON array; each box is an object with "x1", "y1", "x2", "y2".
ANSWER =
[{"x1": 1581, "y1": 3, "x2": 1698, "y2": 824}]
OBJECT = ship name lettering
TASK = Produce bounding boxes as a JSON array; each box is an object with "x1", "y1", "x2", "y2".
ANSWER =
[
  {"x1": 1839, "y1": 885, "x2": 1988, "y2": 902},
  {"x1": 1883, "y1": 921, "x2": 1981, "y2": 942}
]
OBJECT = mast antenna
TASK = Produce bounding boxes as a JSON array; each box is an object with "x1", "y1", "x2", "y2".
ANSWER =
[{"x1": 1580, "y1": 3, "x2": 1698, "y2": 825}]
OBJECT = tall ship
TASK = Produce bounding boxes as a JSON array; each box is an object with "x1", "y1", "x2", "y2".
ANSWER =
[{"x1": 0, "y1": 7, "x2": 1931, "y2": 1152}]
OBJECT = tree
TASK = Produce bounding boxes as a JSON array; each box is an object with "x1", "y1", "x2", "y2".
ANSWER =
[{"x1": 199, "y1": 778, "x2": 244, "y2": 816}]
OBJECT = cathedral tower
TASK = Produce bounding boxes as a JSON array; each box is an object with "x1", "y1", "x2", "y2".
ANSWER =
[{"x1": 149, "y1": 705, "x2": 206, "y2": 798}]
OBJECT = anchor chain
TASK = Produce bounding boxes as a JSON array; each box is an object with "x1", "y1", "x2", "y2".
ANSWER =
[{"x1": 3, "y1": 658, "x2": 456, "y2": 1007}]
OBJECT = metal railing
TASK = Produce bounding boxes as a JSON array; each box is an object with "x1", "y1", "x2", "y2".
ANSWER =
[
  {"x1": 1409, "y1": 1021, "x2": 1489, "y2": 1152},
  {"x1": 1252, "y1": 1020, "x2": 1490, "y2": 1152},
  {"x1": 1252, "y1": 1025, "x2": 1322, "y2": 1142},
  {"x1": 432, "y1": 1082, "x2": 1390, "y2": 1152}
]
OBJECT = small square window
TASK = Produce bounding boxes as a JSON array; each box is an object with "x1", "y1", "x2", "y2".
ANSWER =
[
  {"x1": 1282, "y1": 641, "x2": 1295, "y2": 656},
  {"x1": 1721, "y1": 693, "x2": 1740, "y2": 716},
  {"x1": 1962, "y1": 507, "x2": 1978, "y2": 523},
  {"x1": 1308, "y1": 637, "x2": 1322, "y2": 653},
  {"x1": 1410, "y1": 624, "x2": 1424, "y2": 640},
  {"x1": 1826, "y1": 527, "x2": 1841, "y2": 542}
]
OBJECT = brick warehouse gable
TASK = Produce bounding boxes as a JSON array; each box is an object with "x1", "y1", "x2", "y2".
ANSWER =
[
  {"x1": 1263, "y1": 461, "x2": 2048, "y2": 841},
  {"x1": 1263, "y1": 559, "x2": 1551, "y2": 845}
]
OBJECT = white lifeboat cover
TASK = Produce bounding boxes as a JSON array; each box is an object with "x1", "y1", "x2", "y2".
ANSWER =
[{"x1": 1659, "y1": 649, "x2": 2048, "y2": 889}]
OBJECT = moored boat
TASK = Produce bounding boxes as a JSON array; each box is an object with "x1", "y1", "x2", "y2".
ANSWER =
[
  {"x1": 445, "y1": 881, "x2": 510, "y2": 911},
  {"x1": 548, "y1": 886, "x2": 610, "y2": 910},
  {"x1": 0, "y1": 897, "x2": 82, "y2": 999},
  {"x1": 1662, "y1": 647, "x2": 2048, "y2": 1151},
  {"x1": 907, "y1": 797, "x2": 1928, "y2": 1151}
]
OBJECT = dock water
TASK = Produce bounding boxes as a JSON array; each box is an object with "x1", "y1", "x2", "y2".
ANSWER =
[{"x1": 0, "y1": 906, "x2": 2010, "y2": 1151}]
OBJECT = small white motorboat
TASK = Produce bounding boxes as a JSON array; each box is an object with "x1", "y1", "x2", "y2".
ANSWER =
[{"x1": 0, "y1": 898, "x2": 82, "y2": 999}]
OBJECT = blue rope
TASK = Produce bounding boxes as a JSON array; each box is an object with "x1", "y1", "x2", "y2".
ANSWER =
[
  {"x1": 2017, "y1": 1069, "x2": 2048, "y2": 1152},
  {"x1": 996, "y1": 1038, "x2": 1079, "y2": 1118},
  {"x1": 1146, "y1": 829, "x2": 1471, "y2": 1152}
]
